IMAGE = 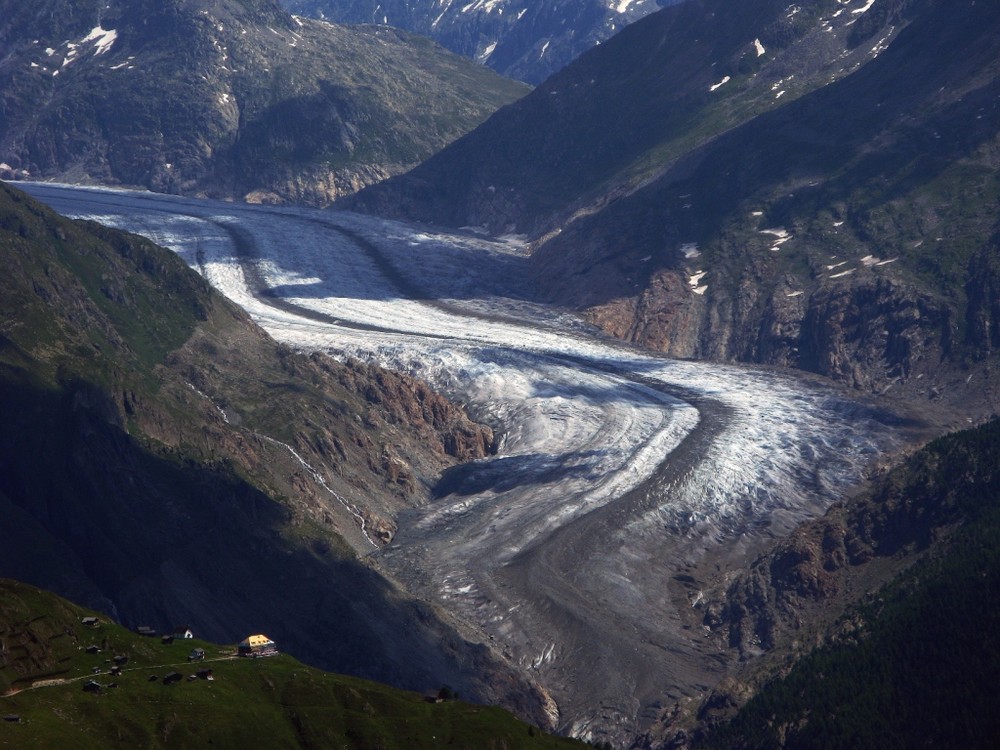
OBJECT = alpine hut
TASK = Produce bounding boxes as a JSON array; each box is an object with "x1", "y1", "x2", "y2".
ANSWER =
[{"x1": 237, "y1": 634, "x2": 277, "y2": 657}]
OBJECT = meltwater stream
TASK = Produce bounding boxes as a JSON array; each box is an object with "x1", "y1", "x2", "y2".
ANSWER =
[{"x1": 25, "y1": 183, "x2": 906, "y2": 744}]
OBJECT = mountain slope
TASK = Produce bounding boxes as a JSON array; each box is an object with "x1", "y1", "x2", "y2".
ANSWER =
[
  {"x1": 0, "y1": 0, "x2": 528, "y2": 205},
  {"x1": 349, "y1": 0, "x2": 1000, "y2": 411},
  {"x1": 0, "y1": 579, "x2": 585, "y2": 750},
  {"x1": 637, "y1": 418, "x2": 1000, "y2": 748},
  {"x1": 281, "y1": 0, "x2": 679, "y2": 84},
  {"x1": 348, "y1": 0, "x2": 904, "y2": 232},
  {"x1": 0, "y1": 181, "x2": 553, "y2": 724}
]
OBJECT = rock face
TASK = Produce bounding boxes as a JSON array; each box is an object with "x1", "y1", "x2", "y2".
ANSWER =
[
  {"x1": 0, "y1": 182, "x2": 553, "y2": 725},
  {"x1": 281, "y1": 0, "x2": 679, "y2": 84},
  {"x1": 0, "y1": 0, "x2": 528, "y2": 205},
  {"x1": 581, "y1": 265, "x2": 962, "y2": 399},
  {"x1": 332, "y1": 357, "x2": 496, "y2": 463}
]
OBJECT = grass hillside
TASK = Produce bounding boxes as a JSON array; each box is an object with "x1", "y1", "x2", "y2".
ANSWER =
[{"x1": 0, "y1": 579, "x2": 584, "y2": 750}]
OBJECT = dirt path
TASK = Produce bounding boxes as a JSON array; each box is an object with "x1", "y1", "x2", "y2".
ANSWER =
[{"x1": 1, "y1": 655, "x2": 241, "y2": 697}]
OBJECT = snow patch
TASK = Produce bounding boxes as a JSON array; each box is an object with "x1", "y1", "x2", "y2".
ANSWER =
[
  {"x1": 61, "y1": 47, "x2": 79, "y2": 68},
  {"x1": 680, "y1": 243, "x2": 701, "y2": 259},
  {"x1": 82, "y1": 25, "x2": 118, "y2": 56},
  {"x1": 786, "y1": 290, "x2": 804, "y2": 298},
  {"x1": 870, "y1": 28, "x2": 894, "y2": 57},
  {"x1": 462, "y1": 0, "x2": 505, "y2": 14},
  {"x1": 760, "y1": 227, "x2": 792, "y2": 249},
  {"x1": 531, "y1": 643, "x2": 557, "y2": 669},
  {"x1": 852, "y1": 0, "x2": 876, "y2": 15},
  {"x1": 709, "y1": 75, "x2": 731, "y2": 92},
  {"x1": 754, "y1": 38, "x2": 766, "y2": 57},
  {"x1": 480, "y1": 41, "x2": 498, "y2": 60},
  {"x1": 830, "y1": 268, "x2": 856, "y2": 279},
  {"x1": 689, "y1": 271, "x2": 708, "y2": 294}
]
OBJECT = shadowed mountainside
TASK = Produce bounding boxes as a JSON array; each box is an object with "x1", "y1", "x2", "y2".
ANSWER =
[{"x1": 636, "y1": 418, "x2": 1000, "y2": 748}]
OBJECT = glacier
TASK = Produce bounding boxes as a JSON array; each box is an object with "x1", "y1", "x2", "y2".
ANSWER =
[{"x1": 23, "y1": 182, "x2": 908, "y2": 743}]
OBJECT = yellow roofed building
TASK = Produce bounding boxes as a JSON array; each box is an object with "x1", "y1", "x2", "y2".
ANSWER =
[{"x1": 238, "y1": 634, "x2": 277, "y2": 657}]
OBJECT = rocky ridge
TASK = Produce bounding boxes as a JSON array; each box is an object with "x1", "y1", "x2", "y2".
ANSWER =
[{"x1": 281, "y1": 0, "x2": 679, "y2": 84}]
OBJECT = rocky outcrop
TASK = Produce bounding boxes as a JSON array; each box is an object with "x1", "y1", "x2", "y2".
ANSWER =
[
  {"x1": 795, "y1": 277, "x2": 952, "y2": 390},
  {"x1": 329, "y1": 357, "x2": 496, "y2": 463},
  {"x1": 583, "y1": 263, "x2": 959, "y2": 399},
  {"x1": 241, "y1": 164, "x2": 395, "y2": 207},
  {"x1": 585, "y1": 269, "x2": 704, "y2": 357}
]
